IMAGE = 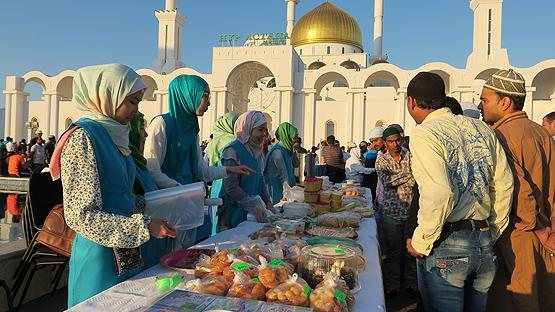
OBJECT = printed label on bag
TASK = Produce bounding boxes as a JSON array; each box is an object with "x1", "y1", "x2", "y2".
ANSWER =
[
  {"x1": 304, "y1": 286, "x2": 311, "y2": 299},
  {"x1": 251, "y1": 277, "x2": 261, "y2": 283},
  {"x1": 334, "y1": 289, "x2": 347, "y2": 302},
  {"x1": 232, "y1": 262, "x2": 250, "y2": 271},
  {"x1": 230, "y1": 247, "x2": 241, "y2": 251},
  {"x1": 268, "y1": 259, "x2": 284, "y2": 267},
  {"x1": 335, "y1": 248, "x2": 345, "y2": 254}
]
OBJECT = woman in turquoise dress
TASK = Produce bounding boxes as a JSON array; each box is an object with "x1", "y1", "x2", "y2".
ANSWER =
[
  {"x1": 128, "y1": 113, "x2": 167, "y2": 268},
  {"x1": 217, "y1": 111, "x2": 273, "y2": 230},
  {"x1": 264, "y1": 122, "x2": 298, "y2": 205},
  {"x1": 144, "y1": 75, "x2": 252, "y2": 248},
  {"x1": 205, "y1": 112, "x2": 238, "y2": 236},
  {"x1": 54, "y1": 64, "x2": 176, "y2": 307}
]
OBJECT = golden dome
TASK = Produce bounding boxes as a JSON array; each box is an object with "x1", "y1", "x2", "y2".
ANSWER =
[{"x1": 291, "y1": 2, "x2": 363, "y2": 49}]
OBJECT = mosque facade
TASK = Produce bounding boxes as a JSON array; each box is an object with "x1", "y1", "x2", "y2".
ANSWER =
[{"x1": 3, "y1": 0, "x2": 555, "y2": 148}]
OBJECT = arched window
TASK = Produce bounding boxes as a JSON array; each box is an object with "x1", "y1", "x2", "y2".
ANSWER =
[
  {"x1": 327, "y1": 46, "x2": 331, "y2": 54},
  {"x1": 325, "y1": 120, "x2": 335, "y2": 137},
  {"x1": 65, "y1": 118, "x2": 73, "y2": 129},
  {"x1": 342, "y1": 47, "x2": 345, "y2": 54}
]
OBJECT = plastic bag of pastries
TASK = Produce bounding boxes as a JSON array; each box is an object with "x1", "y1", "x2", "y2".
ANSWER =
[
  {"x1": 241, "y1": 241, "x2": 284, "y2": 261},
  {"x1": 222, "y1": 255, "x2": 260, "y2": 280},
  {"x1": 310, "y1": 272, "x2": 355, "y2": 312},
  {"x1": 198, "y1": 274, "x2": 233, "y2": 296},
  {"x1": 209, "y1": 248, "x2": 247, "y2": 274},
  {"x1": 265, "y1": 273, "x2": 312, "y2": 307},
  {"x1": 194, "y1": 253, "x2": 213, "y2": 278},
  {"x1": 227, "y1": 271, "x2": 267, "y2": 301},
  {"x1": 257, "y1": 256, "x2": 294, "y2": 289},
  {"x1": 316, "y1": 211, "x2": 361, "y2": 228}
]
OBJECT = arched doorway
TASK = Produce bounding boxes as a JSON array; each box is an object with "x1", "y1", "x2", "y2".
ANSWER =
[
  {"x1": 226, "y1": 62, "x2": 276, "y2": 114},
  {"x1": 531, "y1": 67, "x2": 555, "y2": 123}
]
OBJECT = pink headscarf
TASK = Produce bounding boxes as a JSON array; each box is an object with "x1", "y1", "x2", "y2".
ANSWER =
[{"x1": 234, "y1": 111, "x2": 267, "y2": 158}]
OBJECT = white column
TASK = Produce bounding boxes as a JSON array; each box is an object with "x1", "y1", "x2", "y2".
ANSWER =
[
  {"x1": 154, "y1": 90, "x2": 165, "y2": 115},
  {"x1": 275, "y1": 91, "x2": 283, "y2": 125},
  {"x1": 302, "y1": 89, "x2": 316, "y2": 147},
  {"x1": 3, "y1": 93, "x2": 12, "y2": 137},
  {"x1": 345, "y1": 91, "x2": 355, "y2": 142},
  {"x1": 524, "y1": 86, "x2": 536, "y2": 120},
  {"x1": 11, "y1": 91, "x2": 29, "y2": 141},
  {"x1": 165, "y1": 0, "x2": 177, "y2": 11},
  {"x1": 282, "y1": 90, "x2": 293, "y2": 123},
  {"x1": 373, "y1": 0, "x2": 384, "y2": 59},
  {"x1": 44, "y1": 93, "x2": 52, "y2": 137},
  {"x1": 397, "y1": 87, "x2": 408, "y2": 131},
  {"x1": 351, "y1": 90, "x2": 366, "y2": 143}
]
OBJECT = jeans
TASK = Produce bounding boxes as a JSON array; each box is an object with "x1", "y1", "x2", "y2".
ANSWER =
[
  {"x1": 417, "y1": 228, "x2": 496, "y2": 312},
  {"x1": 382, "y1": 214, "x2": 416, "y2": 289}
]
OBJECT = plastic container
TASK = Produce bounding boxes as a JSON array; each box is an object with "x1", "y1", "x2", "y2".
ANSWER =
[
  {"x1": 319, "y1": 191, "x2": 331, "y2": 203},
  {"x1": 304, "y1": 191, "x2": 320, "y2": 203},
  {"x1": 282, "y1": 202, "x2": 311, "y2": 219},
  {"x1": 297, "y1": 245, "x2": 360, "y2": 291},
  {"x1": 284, "y1": 186, "x2": 305, "y2": 202},
  {"x1": 304, "y1": 178, "x2": 323, "y2": 192},
  {"x1": 310, "y1": 202, "x2": 331, "y2": 215}
]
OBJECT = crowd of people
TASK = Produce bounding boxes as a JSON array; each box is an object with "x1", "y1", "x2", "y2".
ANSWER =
[
  {"x1": 0, "y1": 131, "x2": 57, "y2": 223},
  {"x1": 7, "y1": 63, "x2": 552, "y2": 311}
]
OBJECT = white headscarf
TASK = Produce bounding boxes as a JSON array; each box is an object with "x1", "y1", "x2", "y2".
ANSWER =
[
  {"x1": 345, "y1": 147, "x2": 363, "y2": 169},
  {"x1": 73, "y1": 64, "x2": 146, "y2": 155},
  {"x1": 234, "y1": 111, "x2": 267, "y2": 158}
]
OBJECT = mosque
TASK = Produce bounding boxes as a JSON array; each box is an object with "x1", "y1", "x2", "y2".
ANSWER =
[{"x1": 3, "y1": 0, "x2": 555, "y2": 148}]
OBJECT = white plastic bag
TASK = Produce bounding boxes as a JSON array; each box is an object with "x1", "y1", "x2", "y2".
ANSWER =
[{"x1": 144, "y1": 182, "x2": 205, "y2": 230}]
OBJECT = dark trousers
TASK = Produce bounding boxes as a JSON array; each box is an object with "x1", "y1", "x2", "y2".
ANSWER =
[{"x1": 325, "y1": 165, "x2": 345, "y2": 183}]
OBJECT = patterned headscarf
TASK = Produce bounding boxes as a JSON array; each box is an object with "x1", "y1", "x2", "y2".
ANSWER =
[
  {"x1": 205, "y1": 112, "x2": 239, "y2": 166},
  {"x1": 128, "y1": 113, "x2": 147, "y2": 170},
  {"x1": 275, "y1": 122, "x2": 298, "y2": 154},
  {"x1": 73, "y1": 64, "x2": 146, "y2": 155},
  {"x1": 165, "y1": 75, "x2": 208, "y2": 179},
  {"x1": 234, "y1": 111, "x2": 267, "y2": 158}
]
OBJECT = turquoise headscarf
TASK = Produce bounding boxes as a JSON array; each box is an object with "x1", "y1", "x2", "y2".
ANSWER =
[
  {"x1": 205, "y1": 112, "x2": 239, "y2": 166},
  {"x1": 73, "y1": 64, "x2": 145, "y2": 155},
  {"x1": 275, "y1": 122, "x2": 298, "y2": 154},
  {"x1": 165, "y1": 75, "x2": 208, "y2": 179}
]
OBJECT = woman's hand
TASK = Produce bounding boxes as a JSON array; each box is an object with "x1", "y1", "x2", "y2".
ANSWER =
[
  {"x1": 149, "y1": 219, "x2": 177, "y2": 239},
  {"x1": 226, "y1": 165, "x2": 255, "y2": 175},
  {"x1": 253, "y1": 205, "x2": 268, "y2": 223}
]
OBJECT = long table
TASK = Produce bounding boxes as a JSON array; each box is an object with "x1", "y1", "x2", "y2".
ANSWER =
[{"x1": 68, "y1": 218, "x2": 385, "y2": 311}]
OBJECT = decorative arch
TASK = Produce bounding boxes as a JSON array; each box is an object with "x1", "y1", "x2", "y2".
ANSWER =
[
  {"x1": 308, "y1": 61, "x2": 326, "y2": 70},
  {"x1": 364, "y1": 71, "x2": 400, "y2": 89},
  {"x1": 226, "y1": 61, "x2": 275, "y2": 114},
  {"x1": 313, "y1": 71, "x2": 349, "y2": 100},
  {"x1": 428, "y1": 70, "x2": 453, "y2": 94},
  {"x1": 56, "y1": 76, "x2": 74, "y2": 100},
  {"x1": 140, "y1": 75, "x2": 159, "y2": 101},
  {"x1": 340, "y1": 60, "x2": 360, "y2": 71},
  {"x1": 531, "y1": 67, "x2": 555, "y2": 100}
]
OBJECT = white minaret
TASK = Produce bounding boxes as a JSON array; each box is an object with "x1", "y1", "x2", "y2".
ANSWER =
[
  {"x1": 152, "y1": 0, "x2": 185, "y2": 74},
  {"x1": 373, "y1": 0, "x2": 384, "y2": 61},
  {"x1": 285, "y1": 0, "x2": 300, "y2": 42},
  {"x1": 466, "y1": 0, "x2": 509, "y2": 68}
]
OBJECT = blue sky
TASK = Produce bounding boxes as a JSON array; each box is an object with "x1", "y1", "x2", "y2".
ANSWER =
[{"x1": 1, "y1": 0, "x2": 554, "y2": 103}]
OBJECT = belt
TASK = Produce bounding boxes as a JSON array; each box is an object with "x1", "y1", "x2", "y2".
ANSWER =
[{"x1": 443, "y1": 219, "x2": 489, "y2": 232}]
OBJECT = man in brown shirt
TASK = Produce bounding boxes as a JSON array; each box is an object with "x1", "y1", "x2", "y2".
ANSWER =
[
  {"x1": 479, "y1": 69, "x2": 555, "y2": 311},
  {"x1": 321, "y1": 135, "x2": 345, "y2": 183}
]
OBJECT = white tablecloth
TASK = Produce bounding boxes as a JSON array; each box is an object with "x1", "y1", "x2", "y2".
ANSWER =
[{"x1": 68, "y1": 188, "x2": 384, "y2": 311}]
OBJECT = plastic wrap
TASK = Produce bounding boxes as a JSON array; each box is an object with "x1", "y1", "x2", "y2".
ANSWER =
[
  {"x1": 198, "y1": 274, "x2": 233, "y2": 296},
  {"x1": 222, "y1": 256, "x2": 260, "y2": 280},
  {"x1": 144, "y1": 182, "x2": 205, "y2": 230},
  {"x1": 310, "y1": 272, "x2": 354, "y2": 312},
  {"x1": 316, "y1": 212, "x2": 361, "y2": 228},
  {"x1": 282, "y1": 202, "x2": 310, "y2": 219},
  {"x1": 194, "y1": 253, "x2": 213, "y2": 278},
  {"x1": 227, "y1": 271, "x2": 267, "y2": 301},
  {"x1": 283, "y1": 186, "x2": 305, "y2": 202},
  {"x1": 258, "y1": 256, "x2": 293, "y2": 289},
  {"x1": 265, "y1": 274, "x2": 311, "y2": 307}
]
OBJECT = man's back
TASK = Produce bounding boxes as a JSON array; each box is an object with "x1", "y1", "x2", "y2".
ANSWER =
[
  {"x1": 410, "y1": 108, "x2": 513, "y2": 254},
  {"x1": 321, "y1": 145, "x2": 344, "y2": 169}
]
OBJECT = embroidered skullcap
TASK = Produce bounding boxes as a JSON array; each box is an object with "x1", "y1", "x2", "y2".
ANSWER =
[
  {"x1": 368, "y1": 126, "x2": 384, "y2": 140},
  {"x1": 484, "y1": 69, "x2": 526, "y2": 96},
  {"x1": 382, "y1": 127, "x2": 400, "y2": 139}
]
